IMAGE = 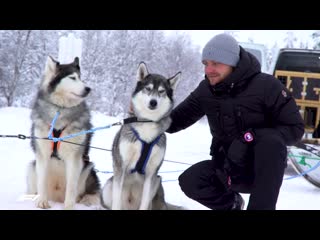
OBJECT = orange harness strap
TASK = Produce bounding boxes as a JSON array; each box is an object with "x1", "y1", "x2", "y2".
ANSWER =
[{"x1": 49, "y1": 127, "x2": 65, "y2": 157}]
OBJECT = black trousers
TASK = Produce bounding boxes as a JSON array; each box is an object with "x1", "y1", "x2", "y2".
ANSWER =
[{"x1": 178, "y1": 133, "x2": 287, "y2": 210}]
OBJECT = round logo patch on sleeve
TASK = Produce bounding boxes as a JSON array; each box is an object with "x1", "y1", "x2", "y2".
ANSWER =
[
  {"x1": 282, "y1": 90, "x2": 287, "y2": 98},
  {"x1": 244, "y1": 132, "x2": 254, "y2": 143}
]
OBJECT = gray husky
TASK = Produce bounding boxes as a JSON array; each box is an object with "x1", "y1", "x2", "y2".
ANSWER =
[
  {"x1": 26, "y1": 56, "x2": 100, "y2": 209},
  {"x1": 101, "y1": 62, "x2": 184, "y2": 210}
]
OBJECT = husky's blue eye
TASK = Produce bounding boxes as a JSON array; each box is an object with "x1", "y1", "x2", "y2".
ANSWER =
[
  {"x1": 145, "y1": 87, "x2": 152, "y2": 91},
  {"x1": 159, "y1": 90, "x2": 165, "y2": 94},
  {"x1": 70, "y1": 76, "x2": 76, "y2": 80}
]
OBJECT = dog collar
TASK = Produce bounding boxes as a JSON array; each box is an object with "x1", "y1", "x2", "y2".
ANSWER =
[{"x1": 122, "y1": 117, "x2": 153, "y2": 124}]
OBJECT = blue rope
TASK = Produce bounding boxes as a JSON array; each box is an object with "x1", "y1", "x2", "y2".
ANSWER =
[
  {"x1": 47, "y1": 110, "x2": 60, "y2": 139},
  {"x1": 49, "y1": 124, "x2": 117, "y2": 142},
  {"x1": 49, "y1": 110, "x2": 319, "y2": 183},
  {"x1": 47, "y1": 110, "x2": 120, "y2": 142},
  {"x1": 97, "y1": 170, "x2": 113, "y2": 174},
  {"x1": 283, "y1": 148, "x2": 320, "y2": 180},
  {"x1": 284, "y1": 160, "x2": 320, "y2": 180}
]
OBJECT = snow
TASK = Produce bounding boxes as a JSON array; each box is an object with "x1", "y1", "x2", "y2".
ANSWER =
[{"x1": 0, "y1": 107, "x2": 319, "y2": 210}]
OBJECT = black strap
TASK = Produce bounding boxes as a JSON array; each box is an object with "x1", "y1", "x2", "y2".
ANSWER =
[
  {"x1": 123, "y1": 117, "x2": 153, "y2": 124},
  {"x1": 130, "y1": 127, "x2": 162, "y2": 175},
  {"x1": 134, "y1": 142, "x2": 152, "y2": 174}
]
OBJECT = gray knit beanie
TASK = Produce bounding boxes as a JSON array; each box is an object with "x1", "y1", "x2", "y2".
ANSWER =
[{"x1": 202, "y1": 33, "x2": 240, "y2": 67}]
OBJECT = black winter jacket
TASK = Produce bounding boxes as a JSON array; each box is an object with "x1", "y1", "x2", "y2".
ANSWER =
[{"x1": 167, "y1": 47, "x2": 304, "y2": 161}]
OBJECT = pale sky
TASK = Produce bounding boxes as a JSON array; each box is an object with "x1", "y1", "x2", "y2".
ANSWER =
[{"x1": 165, "y1": 30, "x2": 316, "y2": 49}]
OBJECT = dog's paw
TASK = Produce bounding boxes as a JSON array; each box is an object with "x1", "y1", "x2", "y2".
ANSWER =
[
  {"x1": 36, "y1": 198, "x2": 51, "y2": 209},
  {"x1": 79, "y1": 194, "x2": 100, "y2": 206}
]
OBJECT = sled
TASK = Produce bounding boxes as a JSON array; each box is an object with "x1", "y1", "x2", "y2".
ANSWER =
[{"x1": 287, "y1": 140, "x2": 320, "y2": 188}]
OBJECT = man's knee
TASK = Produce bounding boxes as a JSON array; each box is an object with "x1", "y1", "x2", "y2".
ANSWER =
[
  {"x1": 178, "y1": 164, "x2": 199, "y2": 196},
  {"x1": 254, "y1": 134, "x2": 287, "y2": 167},
  {"x1": 178, "y1": 169, "x2": 199, "y2": 199},
  {"x1": 256, "y1": 134, "x2": 286, "y2": 154},
  {"x1": 178, "y1": 170, "x2": 190, "y2": 194},
  {"x1": 178, "y1": 160, "x2": 213, "y2": 198}
]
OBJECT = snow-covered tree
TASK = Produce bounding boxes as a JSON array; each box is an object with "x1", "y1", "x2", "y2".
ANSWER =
[
  {"x1": 0, "y1": 30, "x2": 59, "y2": 108},
  {"x1": 265, "y1": 42, "x2": 279, "y2": 73},
  {"x1": 312, "y1": 31, "x2": 320, "y2": 49},
  {"x1": 0, "y1": 30, "x2": 32, "y2": 106},
  {"x1": 162, "y1": 31, "x2": 202, "y2": 105},
  {"x1": 80, "y1": 30, "x2": 203, "y2": 116},
  {"x1": 105, "y1": 30, "x2": 142, "y2": 117},
  {"x1": 284, "y1": 31, "x2": 297, "y2": 48},
  {"x1": 0, "y1": 30, "x2": 205, "y2": 117},
  {"x1": 80, "y1": 30, "x2": 113, "y2": 113}
]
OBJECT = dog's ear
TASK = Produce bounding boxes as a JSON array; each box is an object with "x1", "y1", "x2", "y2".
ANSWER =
[
  {"x1": 45, "y1": 56, "x2": 59, "y2": 74},
  {"x1": 168, "y1": 72, "x2": 181, "y2": 91},
  {"x1": 137, "y1": 62, "x2": 149, "y2": 82},
  {"x1": 73, "y1": 57, "x2": 79, "y2": 65}
]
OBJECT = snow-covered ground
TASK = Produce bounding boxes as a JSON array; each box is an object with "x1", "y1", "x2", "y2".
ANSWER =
[{"x1": 0, "y1": 107, "x2": 319, "y2": 210}]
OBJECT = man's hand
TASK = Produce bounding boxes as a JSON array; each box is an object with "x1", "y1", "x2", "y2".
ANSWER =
[{"x1": 227, "y1": 129, "x2": 255, "y2": 167}]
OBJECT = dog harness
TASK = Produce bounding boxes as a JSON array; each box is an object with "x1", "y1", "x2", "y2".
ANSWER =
[
  {"x1": 49, "y1": 127, "x2": 65, "y2": 160},
  {"x1": 130, "y1": 127, "x2": 162, "y2": 175}
]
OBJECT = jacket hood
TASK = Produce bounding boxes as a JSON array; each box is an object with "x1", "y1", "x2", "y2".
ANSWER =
[{"x1": 207, "y1": 46, "x2": 261, "y2": 95}]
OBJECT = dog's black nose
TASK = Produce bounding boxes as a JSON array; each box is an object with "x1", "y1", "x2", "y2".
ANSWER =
[
  {"x1": 85, "y1": 87, "x2": 91, "y2": 94},
  {"x1": 82, "y1": 87, "x2": 91, "y2": 97},
  {"x1": 149, "y1": 99, "x2": 157, "y2": 109}
]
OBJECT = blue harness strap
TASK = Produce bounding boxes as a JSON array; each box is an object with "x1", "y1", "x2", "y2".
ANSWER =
[{"x1": 130, "y1": 127, "x2": 162, "y2": 175}]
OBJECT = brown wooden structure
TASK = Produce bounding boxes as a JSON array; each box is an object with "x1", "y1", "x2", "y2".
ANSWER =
[{"x1": 275, "y1": 70, "x2": 320, "y2": 133}]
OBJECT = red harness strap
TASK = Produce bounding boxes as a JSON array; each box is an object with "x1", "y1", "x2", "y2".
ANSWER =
[
  {"x1": 48, "y1": 126, "x2": 89, "y2": 162},
  {"x1": 49, "y1": 127, "x2": 65, "y2": 157}
]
